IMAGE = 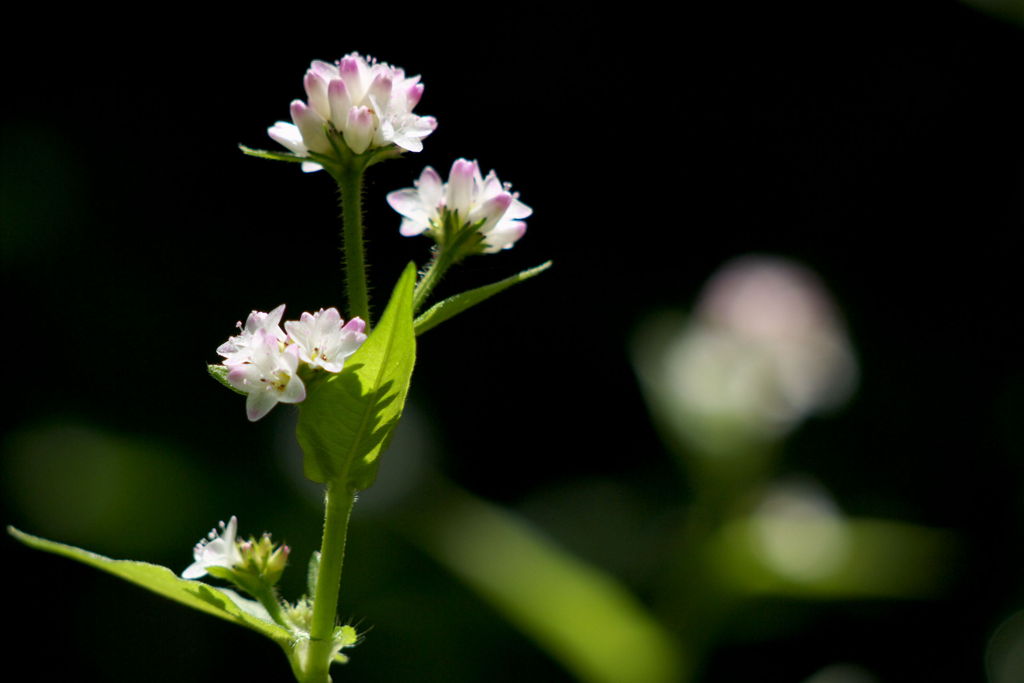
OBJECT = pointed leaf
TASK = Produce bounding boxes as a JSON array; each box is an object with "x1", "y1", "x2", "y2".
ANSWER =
[
  {"x1": 307, "y1": 550, "x2": 321, "y2": 596},
  {"x1": 414, "y1": 261, "x2": 551, "y2": 336},
  {"x1": 8, "y1": 526, "x2": 291, "y2": 645},
  {"x1": 238, "y1": 144, "x2": 308, "y2": 164},
  {"x1": 207, "y1": 364, "x2": 246, "y2": 395},
  {"x1": 296, "y1": 263, "x2": 417, "y2": 488}
]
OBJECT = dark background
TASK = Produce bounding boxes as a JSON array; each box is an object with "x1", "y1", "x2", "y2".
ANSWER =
[{"x1": 4, "y1": 2, "x2": 1024, "y2": 681}]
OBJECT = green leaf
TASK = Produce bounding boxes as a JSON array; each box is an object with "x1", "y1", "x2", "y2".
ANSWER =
[
  {"x1": 238, "y1": 144, "x2": 308, "y2": 164},
  {"x1": 334, "y1": 625, "x2": 359, "y2": 663},
  {"x1": 409, "y1": 484, "x2": 686, "y2": 683},
  {"x1": 707, "y1": 516, "x2": 953, "y2": 599},
  {"x1": 307, "y1": 551, "x2": 321, "y2": 596},
  {"x1": 414, "y1": 261, "x2": 551, "y2": 336},
  {"x1": 296, "y1": 263, "x2": 417, "y2": 488},
  {"x1": 8, "y1": 526, "x2": 291, "y2": 645},
  {"x1": 207, "y1": 364, "x2": 246, "y2": 395}
]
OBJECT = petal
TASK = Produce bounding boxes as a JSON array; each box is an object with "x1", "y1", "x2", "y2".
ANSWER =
[
  {"x1": 386, "y1": 188, "x2": 428, "y2": 220},
  {"x1": 310, "y1": 60, "x2": 339, "y2": 80},
  {"x1": 389, "y1": 115, "x2": 437, "y2": 151},
  {"x1": 266, "y1": 304, "x2": 286, "y2": 329},
  {"x1": 343, "y1": 106, "x2": 374, "y2": 154},
  {"x1": 246, "y1": 390, "x2": 279, "y2": 422},
  {"x1": 291, "y1": 100, "x2": 332, "y2": 154},
  {"x1": 278, "y1": 374, "x2": 306, "y2": 404},
  {"x1": 504, "y1": 196, "x2": 533, "y2": 220},
  {"x1": 327, "y1": 79, "x2": 352, "y2": 129},
  {"x1": 406, "y1": 82, "x2": 424, "y2": 109},
  {"x1": 446, "y1": 159, "x2": 478, "y2": 217},
  {"x1": 303, "y1": 69, "x2": 331, "y2": 119},
  {"x1": 223, "y1": 516, "x2": 239, "y2": 545},
  {"x1": 181, "y1": 562, "x2": 207, "y2": 579},
  {"x1": 338, "y1": 54, "x2": 366, "y2": 102},
  {"x1": 227, "y1": 363, "x2": 262, "y2": 390},
  {"x1": 367, "y1": 73, "x2": 393, "y2": 113},
  {"x1": 342, "y1": 317, "x2": 366, "y2": 336},
  {"x1": 482, "y1": 220, "x2": 527, "y2": 252},
  {"x1": 469, "y1": 192, "x2": 513, "y2": 232},
  {"x1": 417, "y1": 166, "x2": 444, "y2": 206},
  {"x1": 316, "y1": 307, "x2": 342, "y2": 331},
  {"x1": 267, "y1": 122, "x2": 308, "y2": 155},
  {"x1": 399, "y1": 218, "x2": 428, "y2": 236}
]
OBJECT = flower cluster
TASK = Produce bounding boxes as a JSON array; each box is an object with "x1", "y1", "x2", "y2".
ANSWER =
[
  {"x1": 182, "y1": 516, "x2": 290, "y2": 588},
  {"x1": 217, "y1": 306, "x2": 367, "y2": 421},
  {"x1": 269, "y1": 53, "x2": 437, "y2": 171},
  {"x1": 387, "y1": 158, "x2": 532, "y2": 254}
]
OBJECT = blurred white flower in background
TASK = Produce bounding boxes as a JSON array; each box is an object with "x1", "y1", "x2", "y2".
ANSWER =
[{"x1": 635, "y1": 254, "x2": 857, "y2": 452}]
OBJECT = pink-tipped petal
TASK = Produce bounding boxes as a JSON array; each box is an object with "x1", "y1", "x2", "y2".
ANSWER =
[
  {"x1": 406, "y1": 83, "x2": 424, "y2": 109},
  {"x1": 417, "y1": 167, "x2": 443, "y2": 206},
  {"x1": 303, "y1": 70, "x2": 331, "y2": 120},
  {"x1": 290, "y1": 100, "x2": 331, "y2": 154},
  {"x1": 327, "y1": 78, "x2": 352, "y2": 129},
  {"x1": 342, "y1": 317, "x2": 366, "y2": 335},
  {"x1": 343, "y1": 106, "x2": 374, "y2": 154},
  {"x1": 470, "y1": 192, "x2": 514, "y2": 232},
  {"x1": 367, "y1": 74, "x2": 393, "y2": 113},
  {"x1": 446, "y1": 159, "x2": 478, "y2": 217},
  {"x1": 338, "y1": 55, "x2": 365, "y2": 99}
]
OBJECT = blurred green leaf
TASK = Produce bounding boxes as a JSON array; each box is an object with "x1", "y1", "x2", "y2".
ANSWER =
[
  {"x1": 296, "y1": 263, "x2": 417, "y2": 488},
  {"x1": 3, "y1": 423, "x2": 213, "y2": 554},
  {"x1": 707, "y1": 516, "x2": 953, "y2": 598},
  {"x1": 960, "y1": 0, "x2": 1024, "y2": 26},
  {"x1": 410, "y1": 484, "x2": 687, "y2": 683},
  {"x1": 414, "y1": 261, "x2": 552, "y2": 336},
  {"x1": 8, "y1": 526, "x2": 291, "y2": 645}
]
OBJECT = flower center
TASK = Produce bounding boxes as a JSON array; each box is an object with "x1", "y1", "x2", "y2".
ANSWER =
[{"x1": 269, "y1": 369, "x2": 292, "y2": 394}]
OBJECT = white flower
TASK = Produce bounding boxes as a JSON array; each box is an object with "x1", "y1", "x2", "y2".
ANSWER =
[
  {"x1": 217, "y1": 304, "x2": 287, "y2": 367},
  {"x1": 387, "y1": 159, "x2": 532, "y2": 253},
  {"x1": 226, "y1": 329, "x2": 307, "y2": 421},
  {"x1": 653, "y1": 256, "x2": 857, "y2": 438},
  {"x1": 285, "y1": 309, "x2": 367, "y2": 373},
  {"x1": 182, "y1": 516, "x2": 243, "y2": 579},
  {"x1": 268, "y1": 53, "x2": 437, "y2": 172}
]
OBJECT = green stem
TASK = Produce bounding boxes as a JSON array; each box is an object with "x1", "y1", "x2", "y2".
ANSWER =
[
  {"x1": 252, "y1": 585, "x2": 290, "y2": 630},
  {"x1": 412, "y1": 249, "x2": 455, "y2": 314},
  {"x1": 335, "y1": 165, "x2": 371, "y2": 328},
  {"x1": 304, "y1": 481, "x2": 357, "y2": 683}
]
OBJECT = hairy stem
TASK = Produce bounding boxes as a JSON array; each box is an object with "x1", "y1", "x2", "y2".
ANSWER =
[
  {"x1": 252, "y1": 585, "x2": 290, "y2": 630},
  {"x1": 304, "y1": 481, "x2": 357, "y2": 682},
  {"x1": 336, "y1": 166, "x2": 371, "y2": 328},
  {"x1": 412, "y1": 248, "x2": 455, "y2": 314}
]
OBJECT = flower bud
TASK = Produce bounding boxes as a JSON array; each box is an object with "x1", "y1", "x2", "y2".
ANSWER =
[{"x1": 344, "y1": 106, "x2": 374, "y2": 154}]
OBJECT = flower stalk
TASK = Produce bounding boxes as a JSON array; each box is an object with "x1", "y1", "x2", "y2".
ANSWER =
[
  {"x1": 253, "y1": 584, "x2": 291, "y2": 630},
  {"x1": 332, "y1": 163, "x2": 372, "y2": 328}
]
